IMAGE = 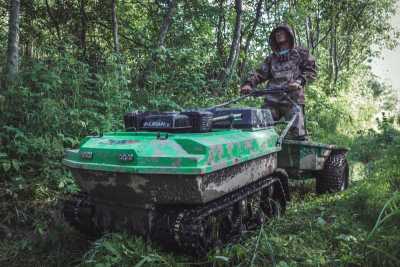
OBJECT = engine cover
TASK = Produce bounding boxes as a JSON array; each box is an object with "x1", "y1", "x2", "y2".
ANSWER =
[
  {"x1": 141, "y1": 112, "x2": 191, "y2": 131},
  {"x1": 123, "y1": 108, "x2": 273, "y2": 132},
  {"x1": 124, "y1": 111, "x2": 213, "y2": 132},
  {"x1": 210, "y1": 108, "x2": 274, "y2": 129}
]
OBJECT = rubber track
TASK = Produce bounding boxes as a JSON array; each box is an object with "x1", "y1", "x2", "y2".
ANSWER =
[
  {"x1": 171, "y1": 175, "x2": 285, "y2": 255},
  {"x1": 63, "y1": 176, "x2": 287, "y2": 255}
]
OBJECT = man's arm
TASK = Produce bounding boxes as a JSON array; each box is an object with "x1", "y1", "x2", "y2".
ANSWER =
[
  {"x1": 242, "y1": 56, "x2": 273, "y2": 89},
  {"x1": 297, "y1": 48, "x2": 317, "y2": 86}
]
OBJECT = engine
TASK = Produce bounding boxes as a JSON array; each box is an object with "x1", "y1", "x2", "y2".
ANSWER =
[{"x1": 123, "y1": 108, "x2": 274, "y2": 133}]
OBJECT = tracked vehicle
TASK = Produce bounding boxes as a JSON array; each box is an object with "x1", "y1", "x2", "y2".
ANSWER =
[{"x1": 62, "y1": 90, "x2": 349, "y2": 254}]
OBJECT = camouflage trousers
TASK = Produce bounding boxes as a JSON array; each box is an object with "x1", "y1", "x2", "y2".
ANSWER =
[{"x1": 263, "y1": 102, "x2": 307, "y2": 139}]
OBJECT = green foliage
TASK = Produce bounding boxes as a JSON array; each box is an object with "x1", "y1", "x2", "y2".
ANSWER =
[
  {"x1": 0, "y1": 0, "x2": 399, "y2": 266},
  {"x1": 0, "y1": 51, "x2": 131, "y2": 198},
  {"x1": 82, "y1": 234, "x2": 181, "y2": 267}
]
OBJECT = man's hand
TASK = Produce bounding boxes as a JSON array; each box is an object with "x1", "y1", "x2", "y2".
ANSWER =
[
  {"x1": 288, "y1": 81, "x2": 302, "y2": 92},
  {"x1": 240, "y1": 84, "x2": 252, "y2": 95}
]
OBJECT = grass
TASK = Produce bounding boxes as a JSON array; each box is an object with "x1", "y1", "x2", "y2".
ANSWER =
[
  {"x1": 1, "y1": 129, "x2": 399, "y2": 267},
  {"x1": 77, "y1": 177, "x2": 398, "y2": 267},
  {"x1": 2, "y1": 177, "x2": 397, "y2": 266}
]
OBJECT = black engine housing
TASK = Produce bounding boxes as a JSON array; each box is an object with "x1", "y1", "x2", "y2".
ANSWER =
[
  {"x1": 123, "y1": 108, "x2": 273, "y2": 132},
  {"x1": 209, "y1": 108, "x2": 274, "y2": 129}
]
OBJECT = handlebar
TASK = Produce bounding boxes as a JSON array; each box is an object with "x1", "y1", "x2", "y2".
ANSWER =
[
  {"x1": 209, "y1": 86, "x2": 302, "y2": 145},
  {"x1": 210, "y1": 87, "x2": 294, "y2": 109},
  {"x1": 249, "y1": 89, "x2": 289, "y2": 97}
]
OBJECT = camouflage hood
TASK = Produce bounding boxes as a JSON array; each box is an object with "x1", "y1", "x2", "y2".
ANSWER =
[{"x1": 269, "y1": 24, "x2": 295, "y2": 52}]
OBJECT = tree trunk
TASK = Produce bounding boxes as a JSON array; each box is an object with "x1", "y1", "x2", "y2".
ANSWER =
[
  {"x1": 45, "y1": 0, "x2": 61, "y2": 40},
  {"x1": 313, "y1": 14, "x2": 320, "y2": 52},
  {"x1": 331, "y1": 19, "x2": 339, "y2": 88},
  {"x1": 138, "y1": 0, "x2": 177, "y2": 87},
  {"x1": 305, "y1": 17, "x2": 311, "y2": 50},
  {"x1": 24, "y1": 0, "x2": 34, "y2": 60},
  {"x1": 155, "y1": 0, "x2": 176, "y2": 47},
  {"x1": 111, "y1": 0, "x2": 120, "y2": 53},
  {"x1": 79, "y1": 0, "x2": 87, "y2": 55},
  {"x1": 5, "y1": 0, "x2": 20, "y2": 84},
  {"x1": 292, "y1": 26, "x2": 302, "y2": 48},
  {"x1": 239, "y1": 0, "x2": 263, "y2": 77},
  {"x1": 338, "y1": 3, "x2": 368, "y2": 68},
  {"x1": 216, "y1": 0, "x2": 226, "y2": 62},
  {"x1": 220, "y1": 0, "x2": 242, "y2": 86}
]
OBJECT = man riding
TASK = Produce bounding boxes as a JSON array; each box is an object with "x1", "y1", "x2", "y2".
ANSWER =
[{"x1": 240, "y1": 24, "x2": 317, "y2": 140}]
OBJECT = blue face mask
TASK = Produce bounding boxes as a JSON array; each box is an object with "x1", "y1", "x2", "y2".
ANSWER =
[
  {"x1": 276, "y1": 49, "x2": 289, "y2": 56},
  {"x1": 274, "y1": 49, "x2": 290, "y2": 62}
]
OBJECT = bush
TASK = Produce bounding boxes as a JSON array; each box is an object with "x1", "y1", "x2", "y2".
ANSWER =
[{"x1": 0, "y1": 52, "x2": 131, "y2": 198}]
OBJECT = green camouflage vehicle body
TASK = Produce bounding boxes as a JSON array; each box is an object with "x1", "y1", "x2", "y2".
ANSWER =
[
  {"x1": 64, "y1": 129, "x2": 280, "y2": 175},
  {"x1": 63, "y1": 129, "x2": 280, "y2": 205},
  {"x1": 278, "y1": 140, "x2": 349, "y2": 194},
  {"x1": 62, "y1": 104, "x2": 349, "y2": 254},
  {"x1": 64, "y1": 132, "x2": 345, "y2": 177},
  {"x1": 279, "y1": 140, "x2": 348, "y2": 175}
]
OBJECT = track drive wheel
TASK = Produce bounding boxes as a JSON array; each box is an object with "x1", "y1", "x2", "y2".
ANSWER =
[
  {"x1": 316, "y1": 151, "x2": 349, "y2": 194},
  {"x1": 62, "y1": 193, "x2": 98, "y2": 236}
]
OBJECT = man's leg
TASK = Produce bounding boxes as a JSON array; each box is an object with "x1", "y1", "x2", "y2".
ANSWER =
[
  {"x1": 262, "y1": 100, "x2": 282, "y2": 122},
  {"x1": 262, "y1": 104, "x2": 284, "y2": 121},
  {"x1": 263, "y1": 101, "x2": 307, "y2": 139},
  {"x1": 268, "y1": 106, "x2": 280, "y2": 121},
  {"x1": 286, "y1": 104, "x2": 307, "y2": 139}
]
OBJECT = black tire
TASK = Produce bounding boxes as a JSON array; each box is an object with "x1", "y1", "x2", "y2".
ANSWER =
[{"x1": 316, "y1": 152, "x2": 349, "y2": 194}]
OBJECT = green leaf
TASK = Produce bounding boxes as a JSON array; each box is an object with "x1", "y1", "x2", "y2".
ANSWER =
[
  {"x1": 276, "y1": 261, "x2": 290, "y2": 267},
  {"x1": 336, "y1": 234, "x2": 357, "y2": 242},
  {"x1": 103, "y1": 241, "x2": 120, "y2": 257},
  {"x1": 215, "y1": 255, "x2": 230, "y2": 262},
  {"x1": 11, "y1": 160, "x2": 20, "y2": 171},
  {"x1": 2, "y1": 162, "x2": 11, "y2": 172},
  {"x1": 317, "y1": 217, "x2": 327, "y2": 226},
  {"x1": 134, "y1": 256, "x2": 151, "y2": 267}
]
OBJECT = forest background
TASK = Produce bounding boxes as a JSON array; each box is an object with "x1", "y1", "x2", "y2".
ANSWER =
[{"x1": 0, "y1": 0, "x2": 399, "y2": 266}]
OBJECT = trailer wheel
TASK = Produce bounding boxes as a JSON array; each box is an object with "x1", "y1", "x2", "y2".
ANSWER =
[{"x1": 316, "y1": 152, "x2": 349, "y2": 194}]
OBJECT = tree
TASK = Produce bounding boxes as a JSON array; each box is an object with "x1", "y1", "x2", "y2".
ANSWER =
[
  {"x1": 219, "y1": 0, "x2": 242, "y2": 87},
  {"x1": 216, "y1": 0, "x2": 226, "y2": 62},
  {"x1": 5, "y1": 0, "x2": 21, "y2": 84},
  {"x1": 239, "y1": 0, "x2": 265, "y2": 77},
  {"x1": 138, "y1": 0, "x2": 177, "y2": 87},
  {"x1": 79, "y1": 0, "x2": 87, "y2": 55},
  {"x1": 111, "y1": 0, "x2": 120, "y2": 53}
]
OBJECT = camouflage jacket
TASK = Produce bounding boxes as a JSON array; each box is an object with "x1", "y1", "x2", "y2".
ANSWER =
[{"x1": 243, "y1": 47, "x2": 317, "y2": 105}]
